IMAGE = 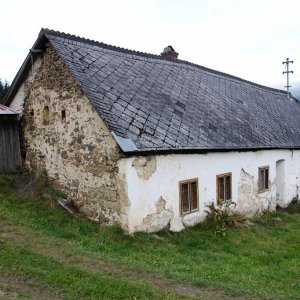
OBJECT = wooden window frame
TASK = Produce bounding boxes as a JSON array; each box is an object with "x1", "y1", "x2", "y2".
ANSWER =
[
  {"x1": 216, "y1": 172, "x2": 232, "y2": 205},
  {"x1": 179, "y1": 178, "x2": 199, "y2": 215},
  {"x1": 258, "y1": 166, "x2": 269, "y2": 192}
]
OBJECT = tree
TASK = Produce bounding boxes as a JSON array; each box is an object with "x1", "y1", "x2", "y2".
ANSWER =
[
  {"x1": 291, "y1": 83, "x2": 300, "y2": 101},
  {"x1": 0, "y1": 78, "x2": 10, "y2": 104}
]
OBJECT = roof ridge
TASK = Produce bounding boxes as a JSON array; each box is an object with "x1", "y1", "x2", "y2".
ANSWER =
[
  {"x1": 42, "y1": 28, "x2": 160, "y2": 59},
  {"x1": 42, "y1": 28, "x2": 289, "y2": 96}
]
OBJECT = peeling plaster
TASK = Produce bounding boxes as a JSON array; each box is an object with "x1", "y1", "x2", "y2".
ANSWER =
[
  {"x1": 170, "y1": 217, "x2": 185, "y2": 232},
  {"x1": 135, "y1": 197, "x2": 173, "y2": 233},
  {"x1": 132, "y1": 156, "x2": 156, "y2": 180},
  {"x1": 237, "y1": 168, "x2": 274, "y2": 215},
  {"x1": 116, "y1": 163, "x2": 131, "y2": 231}
]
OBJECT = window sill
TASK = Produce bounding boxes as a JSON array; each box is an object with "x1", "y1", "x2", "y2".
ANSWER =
[
  {"x1": 180, "y1": 208, "x2": 199, "y2": 217},
  {"x1": 217, "y1": 199, "x2": 232, "y2": 206},
  {"x1": 258, "y1": 189, "x2": 270, "y2": 194}
]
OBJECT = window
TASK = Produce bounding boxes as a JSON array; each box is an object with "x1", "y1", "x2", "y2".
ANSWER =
[
  {"x1": 28, "y1": 108, "x2": 35, "y2": 127},
  {"x1": 42, "y1": 105, "x2": 50, "y2": 125},
  {"x1": 217, "y1": 173, "x2": 232, "y2": 205},
  {"x1": 179, "y1": 179, "x2": 198, "y2": 215},
  {"x1": 259, "y1": 166, "x2": 269, "y2": 192},
  {"x1": 61, "y1": 109, "x2": 66, "y2": 122}
]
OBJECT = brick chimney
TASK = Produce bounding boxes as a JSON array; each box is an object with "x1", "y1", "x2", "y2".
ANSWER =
[{"x1": 161, "y1": 46, "x2": 178, "y2": 58}]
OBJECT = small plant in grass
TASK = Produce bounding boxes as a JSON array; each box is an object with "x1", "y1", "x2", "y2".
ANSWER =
[
  {"x1": 124, "y1": 232, "x2": 136, "y2": 239},
  {"x1": 205, "y1": 200, "x2": 246, "y2": 236},
  {"x1": 252, "y1": 201, "x2": 282, "y2": 226},
  {"x1": 252, "y1": 209, "x2": 276, "y2": 226}
]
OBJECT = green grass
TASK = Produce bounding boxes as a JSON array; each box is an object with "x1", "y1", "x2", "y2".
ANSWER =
[
  {"x1": 0, "y1": 172, "x2": 300, "y2": 299},
  {"x1": 0, "y1": 240, "x2": 176, "y2": 299}
]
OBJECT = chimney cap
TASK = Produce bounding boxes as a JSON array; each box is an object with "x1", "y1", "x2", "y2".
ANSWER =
[
  {"x1": 161, "y1": 45, "x2": 178, "y2": 58},
  {"x1": 163, "y1": 45, "x2": 175, "y2": 52}
]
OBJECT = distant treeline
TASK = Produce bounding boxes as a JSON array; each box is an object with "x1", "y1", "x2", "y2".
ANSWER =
[
  {"x1": 0, "y1": 79, "x2": 10, "y2": 104},
  {"x1": 292, "y1": 88, "x2": 300, "y2": 101}
]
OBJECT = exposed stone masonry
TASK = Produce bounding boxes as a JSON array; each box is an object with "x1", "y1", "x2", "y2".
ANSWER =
[{"x1": 22, "y1": 44, "x2": 124, "y2": 223}]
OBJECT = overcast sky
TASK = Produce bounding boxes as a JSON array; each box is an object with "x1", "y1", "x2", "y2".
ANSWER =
[{"x1": 1, "y1": 0, "x2": 299, "y2": 91}]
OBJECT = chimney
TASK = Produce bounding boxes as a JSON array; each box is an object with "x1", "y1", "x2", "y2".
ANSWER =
[{"x1": 161, "y1": 46, "x2": 179, "y2": 59}]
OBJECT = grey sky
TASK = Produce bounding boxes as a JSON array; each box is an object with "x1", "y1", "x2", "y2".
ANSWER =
[{"x1": 1, "y1": 0, "x2": 299, "y2": 91}]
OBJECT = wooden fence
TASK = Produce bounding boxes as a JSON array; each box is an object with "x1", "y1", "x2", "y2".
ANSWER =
[{"x1": 0, "y1": 116, "x2": 22, "y2": 171}]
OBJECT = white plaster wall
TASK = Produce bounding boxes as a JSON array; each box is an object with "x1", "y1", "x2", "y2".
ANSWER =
[
  {"x1": 118, "y1": 150, "x2": 300, "y2": 232},
  {"x1": 9, "y1": 58, "x2": 43, "y2": 115},
  {"x1": 9, "y1": 84, "x2": 25, "y2": 114}
]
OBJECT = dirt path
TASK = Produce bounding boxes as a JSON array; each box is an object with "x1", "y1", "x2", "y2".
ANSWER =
[
  {"x1": 0, "y1": 223, "x2": 259, "y2": 300},
  {"x1": 0, "y1": 273, "x2": 62, "y2": 300}
]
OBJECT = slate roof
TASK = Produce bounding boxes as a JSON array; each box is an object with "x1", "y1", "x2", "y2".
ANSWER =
[{"x1": 6, "y1": 29, "x2": 300, "y2": 153}]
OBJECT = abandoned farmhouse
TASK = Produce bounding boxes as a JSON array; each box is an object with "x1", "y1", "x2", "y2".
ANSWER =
[{"x1": 4, "y1": 28, "x2": 300, "y2": 232}]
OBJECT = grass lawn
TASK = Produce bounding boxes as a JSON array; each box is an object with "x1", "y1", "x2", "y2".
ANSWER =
[{"x1": 0, "y1": 172, "x2": 299, "y2": 299}]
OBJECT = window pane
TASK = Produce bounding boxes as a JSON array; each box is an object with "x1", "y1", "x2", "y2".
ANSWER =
[
  {"x1": 218, "y1": 177, "x2": 224, "y2": 202},
  {"x1": 259, "y1": 169, "x2": 265, "y2": 191},
  {"x1": 264, "y1": 168, "x2": 269, "y2": 189},
  {"x1": 190, "y1": 181, "x2": 198, "y2": 210},
  {"x1": 181, "y1": 183, "x2": 190, "y2": 213},
  {"x1": 225, "y1": 175, "x2": 231, "y2": 200}
]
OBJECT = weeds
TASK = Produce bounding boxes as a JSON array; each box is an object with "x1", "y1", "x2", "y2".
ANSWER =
[
  {"x1": 252, "y1": 196, "x2": 300, "y2": 226},
  {"x1": 34, "y1": 170, "x2": 65, "y2": 202},
  {"x1": 277, "y1": 195, "x2": 300, "y2": 214},
  {"x1": 251, "y1": 209, "x2": 278, "y2": 226},
  {"x1": 0, "y1": 170, "x2": 65, "y2": 209},
  {"x1": 205, "y1": 200, "x2": 246, "y2": 236}
]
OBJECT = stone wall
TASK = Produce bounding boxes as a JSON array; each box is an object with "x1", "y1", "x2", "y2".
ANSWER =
[{"x1": 21, "y1": 44, "x2": 123, "y2": 223}]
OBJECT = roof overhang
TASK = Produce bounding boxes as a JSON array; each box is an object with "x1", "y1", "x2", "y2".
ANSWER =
[
  {"x1": 122, "y1": 145, "x2": 300, "y2": 156},
  {"x1": 0, "y1": 104, "x2": 18, "y2": 115}
]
